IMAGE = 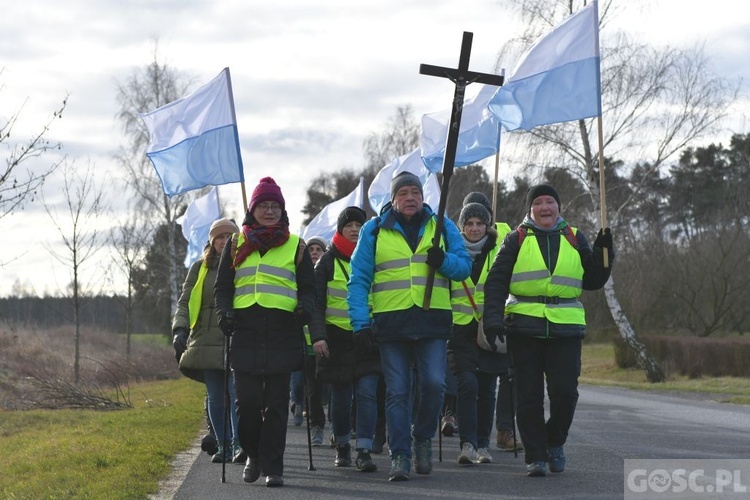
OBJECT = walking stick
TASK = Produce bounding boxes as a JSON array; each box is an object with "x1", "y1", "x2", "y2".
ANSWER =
[
  {"x1": 221, "y1": 333, "x2": 230, "y2": 483},
  {"x1": 507, "y1": 368, "x2": 519, "y2": 459},
  {"x1": 301, "y1": 330, "x2": 316, "y2": 471}
]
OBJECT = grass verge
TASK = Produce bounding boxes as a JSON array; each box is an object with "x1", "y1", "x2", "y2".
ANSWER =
[
  {"x1": 0, "y1": 377, "x2": 205, "y2": 498},
  {"x1": 581, "y1": 342, "x2": 750, "y2": 404}
]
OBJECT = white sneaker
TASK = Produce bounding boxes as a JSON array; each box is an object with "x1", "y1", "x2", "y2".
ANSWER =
[
  {"x1": 476, "y1": 447, "x2": 493, "y2": 463},
  {"x1": 457, "y1": 442, "x2": 478, "y2": 465}
]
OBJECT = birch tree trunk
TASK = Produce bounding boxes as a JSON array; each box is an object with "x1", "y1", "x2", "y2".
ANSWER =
[{"x1": 603, "y1": 276, "x2": 665, "y2": 382}]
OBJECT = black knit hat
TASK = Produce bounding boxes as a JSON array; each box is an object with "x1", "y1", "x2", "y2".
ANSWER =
[
  {"x1": 462, "y1": 191, "x2": 493, "y2": 215},
  {"x1": 526, "y1": 184, "x2": 560, "y2": 211},
  {"x1": 336, "y1": 206, "x2": 367, "y2": 234},
  {"x1": 390, "y1": 171, "x2": 423, "y2": 201},
  {"x1": 458, "y1": 202, "x2": 492, "y2": 230}
]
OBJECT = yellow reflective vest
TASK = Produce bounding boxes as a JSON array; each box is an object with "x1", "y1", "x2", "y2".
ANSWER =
[
  {"x1": 188, "y1": 262, "x2": 209, "y2": 329},
  {"x1": 505, "y1": 227, "x2": 585, "y2": 325},
  {"x1": 372, "y1": 218, "x2": 451, "y2": 312},
  {"x1": 232, "y1": 233, "x2": 299, "y2": 312},
  {"x1": 451, "y1": 223, "x2": 511, "y2": 325},
  {"x1": 325, "y1": 258, "x2": 353, "y2": 331}
]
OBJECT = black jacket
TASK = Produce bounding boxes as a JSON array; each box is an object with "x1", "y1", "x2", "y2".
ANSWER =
[
  {"x1": 310, "y1": 245, "x2": 381, "y2": 384},
  {"x1": 214, "y1": 212, "x2": 316, "y2": 374},
  {"x1": 483, "y1": 219, "x2": 613, "y2": 340},
  {"x1": 448, "y1": 233, "x2": 504, "y2": 375}
]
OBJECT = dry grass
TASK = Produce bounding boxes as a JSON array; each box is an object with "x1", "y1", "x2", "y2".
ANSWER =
[
  {"x1": 581, "y1": 342, "x2": 750, "y2": 404},
  {"x1": 0, "y1": 321, "x2": 177, "y2": 410}
]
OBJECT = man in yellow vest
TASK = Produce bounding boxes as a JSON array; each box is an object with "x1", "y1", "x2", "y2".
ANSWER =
[
  {"x1": 483, "y1": 184, "x2": 613, "y2": 477},
  {"x1": 348, "y1": 171, "x2": 472, "y2": 482}
]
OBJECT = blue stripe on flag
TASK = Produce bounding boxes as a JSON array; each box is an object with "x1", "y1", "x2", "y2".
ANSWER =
[
  {"x1": 490, "y1": 56, "x2": 601, "y2": 132},
  {"x1": 147, "y1": 124, "x2": 244, "y2": 197}
]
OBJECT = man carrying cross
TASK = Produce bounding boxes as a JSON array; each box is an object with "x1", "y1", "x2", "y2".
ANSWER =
[{"x1": 347, "y1": 172, "x2": 471, "y2": 481}]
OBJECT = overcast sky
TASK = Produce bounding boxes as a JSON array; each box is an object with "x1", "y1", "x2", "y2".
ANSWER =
[{"x1": 1, "y1": 0, "x2": 749, "y2": 297}]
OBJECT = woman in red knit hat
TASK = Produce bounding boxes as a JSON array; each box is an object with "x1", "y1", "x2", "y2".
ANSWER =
[{"x1": 214, "y1": 177, "x2": 316, "y2": 488}]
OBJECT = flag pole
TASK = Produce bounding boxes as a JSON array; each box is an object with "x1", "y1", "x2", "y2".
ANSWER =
[
  {"x1": 224, "y1": 67, "x2": 248, "y2": 209},
  {"x1": 491, "y1": 125, "x2": 501, "y2": 224},
  {"x1": 596, "y1": 115, "x2": 608, "y2": 268}
]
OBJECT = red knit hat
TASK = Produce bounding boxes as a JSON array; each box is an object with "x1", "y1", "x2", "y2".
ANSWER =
[{"x1": 249, "y1": 177, "x2": 285, "y2": 213}]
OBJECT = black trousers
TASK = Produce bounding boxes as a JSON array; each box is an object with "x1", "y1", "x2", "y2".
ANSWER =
[
  {"x1": 303, "y1": 355, "x2": 326, "y2": 428},
  {"x1": 234, "y1": 371, "x2": 292, "y2": 476},
  {"x1": 507, "y1": 336, "x2": 581, "y2": 464}
]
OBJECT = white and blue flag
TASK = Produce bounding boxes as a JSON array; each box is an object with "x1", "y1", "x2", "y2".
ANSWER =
[
  {"x1": 489, "y1": 0, "x2": 601, "y2": 131},
  {"x1": 141, "y1": 68, "x2": 244, "y2": 197}
]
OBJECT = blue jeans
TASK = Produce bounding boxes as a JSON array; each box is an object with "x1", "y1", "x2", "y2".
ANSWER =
[
  {"x1": 380, "y1": 339, "x2": 447, "y2": 458},
  {"x1": 289, "y1": 370, "x2": 304, "y2": 407},
  {"x1": 204, "y1": 369, "x2": 239, "y2": 446},
  {"x1": 456, "y1": 370, "x2": 497, "y2": 449},
  {"x1": 330, "y1": 374, "x2": 379, "y2": 451}
]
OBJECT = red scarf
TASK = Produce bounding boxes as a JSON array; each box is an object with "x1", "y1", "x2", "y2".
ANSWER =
[
  {"x1": 332, "y1": 231, "x2": 356, "y2": 258},
  {"x1": 232, "y1": 222, "x2": 290, "y2": 268}
]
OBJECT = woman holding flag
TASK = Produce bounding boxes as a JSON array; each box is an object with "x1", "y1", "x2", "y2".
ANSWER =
[{"x1": 214, "y1": 177, "x2": 316, "y2": 488}]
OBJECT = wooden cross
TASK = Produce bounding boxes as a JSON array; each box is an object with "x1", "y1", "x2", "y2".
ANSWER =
[{"x1": 420, "y1": 31, "x2": 505, "y2": 309}]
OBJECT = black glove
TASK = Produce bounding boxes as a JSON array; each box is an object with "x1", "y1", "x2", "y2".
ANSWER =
[
  {"x1": 483, "y1": 326, "x2": 505, "y2": 352},
  {"x1": 353, "y1": 328, "x2": 376, "y2": 353},
  {"x1": 295, "y1": 306, "x2": 311, "y2": 326},
  {"x1": 172, "y1": 328, "x2": 188, "y2": 363},
  {"x1": 594, "y1": 227, "x2": 613, "y2": 252},
  {"x1": 426, "y1": 246, "x2": 445, "y2": 268},
  {"x1": 217, "y1": 310, "x2": 235, "y2": 337}
]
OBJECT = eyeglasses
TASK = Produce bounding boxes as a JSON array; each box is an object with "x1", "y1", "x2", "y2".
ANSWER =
[{"x1": 256, "y1": 203, "x2": 282, "y2": 213}]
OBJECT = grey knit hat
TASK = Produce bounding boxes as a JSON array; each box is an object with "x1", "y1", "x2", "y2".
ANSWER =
[
  {"x1": 458, "y1": 202, "x2": 491, "y2": 230},
  {"x1": 306, "y1": 236, "x2": 328, "y2": 251},
  {"x1": 390, "y1": 171, "x2": 423, "y2": 201},
  {"x1": 462, "y1": 191, "x2": 493, "y2": 215}
]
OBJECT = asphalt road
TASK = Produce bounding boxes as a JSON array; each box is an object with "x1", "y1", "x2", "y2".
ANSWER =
[{"x1": 153, "y1": 385, "x2": 750, "y2": 499}]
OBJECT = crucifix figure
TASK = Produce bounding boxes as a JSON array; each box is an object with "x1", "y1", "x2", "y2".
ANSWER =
[{"x1": 420, "y1": 31, "x2": 505, "y2": 309}]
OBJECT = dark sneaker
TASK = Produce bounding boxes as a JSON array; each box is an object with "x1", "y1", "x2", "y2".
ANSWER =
[
  {"x1": 372, "y1": 431, "x2": 386, "y2": 454},
  {"x1": 311, "y1": 426, "x2": 324, "y2": 447},
  {"x1": 548, "y1": 446, "x2": 566, "y2": 473},
  {"x1": 527, "y1": 461, "x2": 548, "y2": 477},
  {"x1": 211, "y1": 444, "x2": 231, "y2": 463},
  {"x1": 334, "y1": 443, "x2": 352, "y2": 467},
  {"x1": 265, "y1": 475, "x2": 284, "y2": 487},
  {"x1": 243, "y1": 457, "x2": 261, "y2": 483},
  {"x1": 355, "y1": 450, "x2": 377, "y2": 472},
  {"x1": 413, "y1": 438, "x2": 433, "y2": 474},
  {"x1": 441, "y1": 414, "x2": 457, "y2": 436},
  {"x1": 232, "y1": 442, "x2": 247, "y2": 463},
  {"x1": 388, "y1": 454, "x2": 411, "y2": 481}
]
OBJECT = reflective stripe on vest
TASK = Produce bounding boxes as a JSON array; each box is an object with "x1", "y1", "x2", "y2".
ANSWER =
[
  {"x1": 326, "y1": 258, "x2": 352, "y2": 330},
  {"x1": 451, "y1": 224, "x2": 510, "y2": 325},
  {"x1": 505, "y1": 227, "x2": 585, "y2": 325},
  {"x1": 188, "y1": 262, "x2": 208, "y2": 329},
  {"x1": 232, "y1": 234, "x2": 299, "y2": 312},
  {"x1": 372, "y1": 217, "x2": 451, "y2": 312}
]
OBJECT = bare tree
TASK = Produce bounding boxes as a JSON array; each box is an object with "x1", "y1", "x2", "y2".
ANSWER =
[
  {"x1": 114, "y1": 44, "x2": 194, "y2": 318},
  {"x1": 494, "y1": 0, "x2": 737, "y2": 382},
  {"x1": 43, "y1": 160, "x2": 108, "y2": 384},
  {"x1": 0, "y1": 67, "x2": 68, "y2": 220},
  {"x1": 108, "y1": 212, "x2": 150, "y2": 358}
]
